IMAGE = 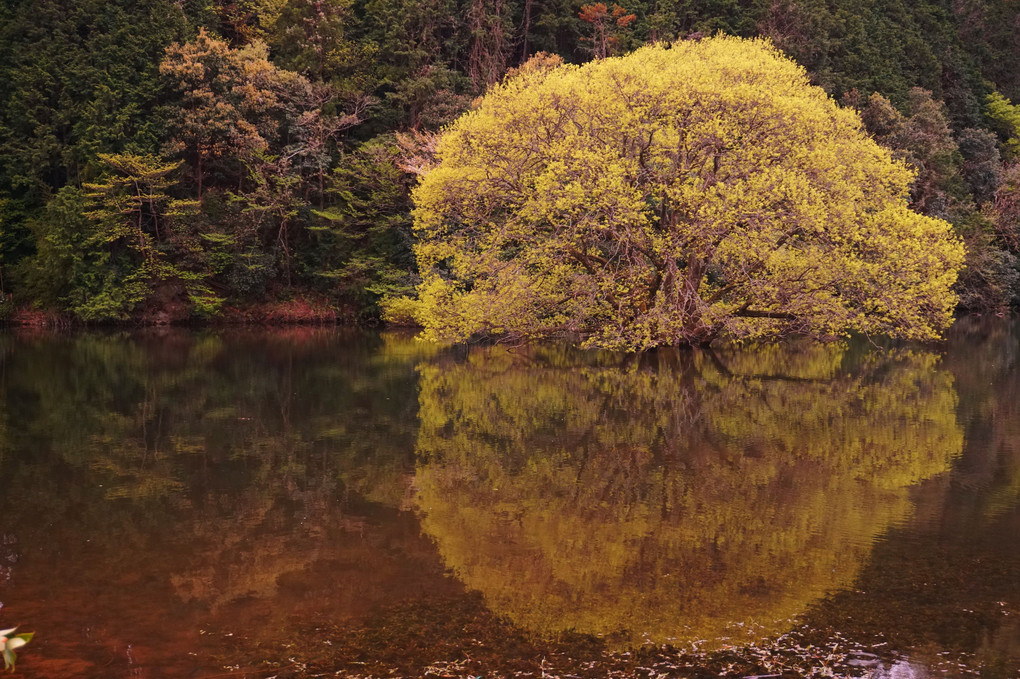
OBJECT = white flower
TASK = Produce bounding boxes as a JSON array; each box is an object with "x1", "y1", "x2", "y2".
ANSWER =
[{"x1": 0, "y1": 627, "x2": 33, "y2": 670}]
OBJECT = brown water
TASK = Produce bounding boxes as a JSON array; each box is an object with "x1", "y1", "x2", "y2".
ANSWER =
[{"x1": 0, "y1": 320, "x2": 1017, "y2": 678}]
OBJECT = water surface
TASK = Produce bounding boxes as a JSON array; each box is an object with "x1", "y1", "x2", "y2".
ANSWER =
[{"x1": 0, "y1": 321, "x2": 1017, "y2": 677}]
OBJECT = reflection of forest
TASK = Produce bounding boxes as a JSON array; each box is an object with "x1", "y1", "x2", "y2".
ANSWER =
[
  {"x1": 0, "y1": 329, "x2": 429, "y2": 505},
  {"x1": 415, "y1": 343, "x2": 963, "y2": 648},
  {"x1": 0, "y1": 329, "x2": 435, "y2": 676},
  {"x1": 945, "y1": 318, "x2": 1020, "y2": 520}
]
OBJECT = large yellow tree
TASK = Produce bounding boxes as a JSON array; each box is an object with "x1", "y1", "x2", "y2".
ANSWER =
[{"x1": 410, "y1": 36, "x2": 965, "y2": 349}]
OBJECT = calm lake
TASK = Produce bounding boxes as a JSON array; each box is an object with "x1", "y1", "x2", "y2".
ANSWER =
[{"x1": 0, "y1": 319, "x2": 1018, "y2": 678}]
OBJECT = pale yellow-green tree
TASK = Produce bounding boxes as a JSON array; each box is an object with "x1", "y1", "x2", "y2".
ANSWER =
[
  {"x1": 414, "y1": 343, "x2": 963, "y2": 648},
  {"x1": 986, "y1": 91, "x2": 1020, "y2": 160},
  {"x1": 409, "y1": 36, "x2": 965, "y2": 349}
]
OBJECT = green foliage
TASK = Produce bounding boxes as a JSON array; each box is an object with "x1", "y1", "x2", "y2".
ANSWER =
[
  {"x1": 356, "y1": 0, "x2": 473, "y2": 128},
  {"x1": 0, "y1": 0, "x2": 205, "y2": 317},
  {"x1": 82, "y1": 153, "x2": 186, "y2": 260},
  {"x1": 16, "y1": 154, "x2": 217, "y2": 321},
  {"x1": 761, "y1": 0, "x2": 986, "y2": 127},
  {"x1": 309, "y1": 136, "x2": 417, "y2": 316},
  {"x1": 20, "y1": 185, "x2": 150, "y2": 321},
  {"x1": 0, "y1": 0, "x2": 192, "y2": 204},
  {"x1": 959, "y1": 1, "x2": 1020, "y2": 104},
  {"x1": 986, "y1": 91, "x2": 1020, "y2": 160},
  {"x1": 263, "y1": 0, "x2": 377, "y2": 95},
  {"x1": 412, "y1": 37, "x2": 965, "y2": 348},
  {"x1": 157, "y1": 29, "x2": 377, "y2": 305},
  {"x1": 957, "y1": 127, "x2": 1002, "y2": 205}
]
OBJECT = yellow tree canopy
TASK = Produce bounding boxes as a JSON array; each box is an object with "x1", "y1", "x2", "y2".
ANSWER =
[
  {"x1": 411, "y1": 36, "x2": 965, "y2": 349},
  {"x1": 414, "y1": 343, "x2": 963, "y2": 647}
]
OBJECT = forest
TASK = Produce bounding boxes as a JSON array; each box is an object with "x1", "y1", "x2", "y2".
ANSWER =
[{"x1": 1, "y1": 0, "x2": 1019, "y2": 326}]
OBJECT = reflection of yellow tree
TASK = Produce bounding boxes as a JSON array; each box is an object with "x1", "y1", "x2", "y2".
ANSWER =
[{"x1": 414, "y1": 343, "x2": 963, "y2": 648}]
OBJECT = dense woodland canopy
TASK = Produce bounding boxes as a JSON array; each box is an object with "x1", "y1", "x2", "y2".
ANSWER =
[{"x1": 1, "y1": 0, "x2": 1020, "y2": 326}]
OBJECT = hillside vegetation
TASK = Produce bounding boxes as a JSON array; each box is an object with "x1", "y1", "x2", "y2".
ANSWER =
[{"x1": 0, "y1": 0, "x2": 1018, "y2": 326}]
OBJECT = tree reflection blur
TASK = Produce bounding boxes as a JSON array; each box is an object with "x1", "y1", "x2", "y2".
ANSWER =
[{"x1": 414, "y1": 343, "x2": 963, "y2": 648}]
